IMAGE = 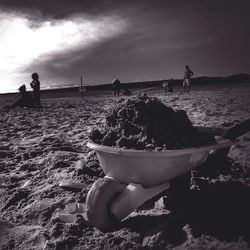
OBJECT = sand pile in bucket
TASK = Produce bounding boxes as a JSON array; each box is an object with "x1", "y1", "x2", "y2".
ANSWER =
[{"x1": 89, "y1": 95, "x2": 216, "y2": 150}]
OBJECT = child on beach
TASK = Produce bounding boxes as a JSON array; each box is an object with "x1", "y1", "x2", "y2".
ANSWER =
[
  {"x1": 162, "y1": 80, "x2": 173, "y2": 94},
  {"x1": 8, "y1": 85, "x2": 35, "y2": 108},
  {"x1": 30, "y1": 72, "x2": 41, "y2": 107},
  {"x1": 162, "y1": 80, "x2": 168, "y2": 95},
  {"x1": 183, "y1": 65, "x2": 193, "y2": 93},
  {"x1": 112, "y1": 78, "x2": 121, "y2": 96}
]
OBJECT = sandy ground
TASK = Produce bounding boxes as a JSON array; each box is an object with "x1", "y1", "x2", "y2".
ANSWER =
[{"x1": 0, "y1": 83, "x2": 250, "y2": 249}]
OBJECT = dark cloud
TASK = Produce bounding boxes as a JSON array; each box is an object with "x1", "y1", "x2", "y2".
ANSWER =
[{"x1": 0, "y1": 0, "x2": 163, "y2": 19}]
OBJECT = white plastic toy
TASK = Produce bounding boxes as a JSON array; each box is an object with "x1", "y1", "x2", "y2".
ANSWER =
[{"x1": 86, "y1": 136, "x2": 232, "y2": 229}]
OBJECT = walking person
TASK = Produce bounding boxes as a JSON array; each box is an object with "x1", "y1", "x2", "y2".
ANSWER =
[
  {"x1": 183, "y1": 65, "x2": 193, "y2": 93},
  {"x1": 30, "y1": 72, "x2": 41, "y2": 107},
  {"x1": 112, "y1": 78, "x2": 121, "y2": 96}
]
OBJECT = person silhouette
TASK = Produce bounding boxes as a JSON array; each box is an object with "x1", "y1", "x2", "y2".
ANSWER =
[
  {"x1": 8, "y1": 85, "x2": 35, "y2": 108},
  {"x1": 112, "y1": 78, "x2": 121, "y2": 96},
  {"x1": 30, "y1": 72, "x2": 41, "y2": 107},
  {"x1": 162, "y1": 80, "x2": 168, "y2": 95},
  {"x1": 183, "y1": 65, "x2": 194, "y2": 93}
]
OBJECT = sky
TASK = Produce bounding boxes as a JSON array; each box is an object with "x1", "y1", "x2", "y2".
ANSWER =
[{"x1": 0, "y1": 0, "x2": 249, "y2": 93}]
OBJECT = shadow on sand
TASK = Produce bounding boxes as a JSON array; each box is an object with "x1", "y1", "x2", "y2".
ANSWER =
[
  {"x1": 186, "y1": 181, "x2": 250, "y2": 241},
  {"x1": 121, "y1": 181, "x2": 250, "y2": 247},
  {"x1": 120, "y1": 150, "x2": 250, "y2": 247}
]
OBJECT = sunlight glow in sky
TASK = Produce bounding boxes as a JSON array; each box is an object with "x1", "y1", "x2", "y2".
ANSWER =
[{"x1": 0, "y1": 13, "x2": 128, "y2": 93}]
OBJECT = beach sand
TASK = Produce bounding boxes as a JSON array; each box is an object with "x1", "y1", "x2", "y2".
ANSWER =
[{"x1": 0, "y1": 83, "x2": 250, "y2": 249}]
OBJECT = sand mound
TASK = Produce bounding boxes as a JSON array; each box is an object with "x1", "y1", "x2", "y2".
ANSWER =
[{"x1": 90, "y1": 95, "x2": 215, "y2": 150}]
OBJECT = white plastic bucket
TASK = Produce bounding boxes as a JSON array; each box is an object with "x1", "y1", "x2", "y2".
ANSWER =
[{"x1": 87, "y1": 137, "x2": 232, "y2": 187}]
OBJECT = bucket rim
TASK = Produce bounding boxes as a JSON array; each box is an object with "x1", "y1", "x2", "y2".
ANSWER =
[{"x1": 87, "y1": 137, "x2": 232, "y2": 157}]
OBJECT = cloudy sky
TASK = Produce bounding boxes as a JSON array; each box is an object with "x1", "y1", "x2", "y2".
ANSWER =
[{"x1": 0, "y1": 0, "x2": 249, "y2": 93}]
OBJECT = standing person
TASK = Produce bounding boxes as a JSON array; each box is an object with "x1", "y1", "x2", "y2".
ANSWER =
[
  {"x1": 162, "y1": 80, "x2": 168, "y2": 95},
  {"x1": 183, "y1": 65, "x2": 193, "y2": 93},
  {"x1": 112, "y1": 78, "x2": 121, "y2": 96},
  {"x1": 30, "y1": 72, "x2": 41, "y2": 107}
]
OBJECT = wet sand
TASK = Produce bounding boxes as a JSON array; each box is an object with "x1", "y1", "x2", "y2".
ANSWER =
[{"x1": 0, "y1": 83, "x2": 250, "y2": 249}]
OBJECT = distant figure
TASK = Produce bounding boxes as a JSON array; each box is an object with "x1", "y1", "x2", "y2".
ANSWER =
[
  {"x1": 162, "y1": 80, "x2": 168, "y2": 95},
  {"x1": 183, "y1": 65, "x2": 194, "y2": 93},
  {"x1": 123, "y1": 88, "x2": 132, "y2": 96},
  {"x1": 112, "y1": 78, "x2": 121, "y2": 96},
  {"x1": 9, "y1": 85, "x2": 35, "y2": 108},
  {"x1": 162, "y1": 80, "x2": 173, "y2": 95},
  {"x1": 30, "y1": 72, "x2": 41, "y2": 107}
]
